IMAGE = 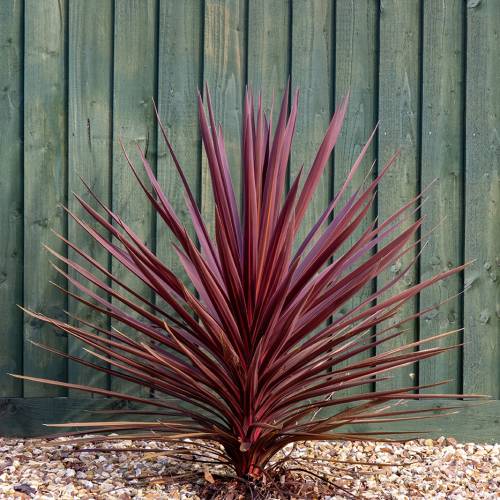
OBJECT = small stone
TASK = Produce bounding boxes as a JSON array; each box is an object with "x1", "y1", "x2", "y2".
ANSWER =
[
  {"x1": 65, "y1": 468, "x2": 76, "y2": 478},
  {"x1": 79, "y1": 480, "x2": 94, "y2": 489}
]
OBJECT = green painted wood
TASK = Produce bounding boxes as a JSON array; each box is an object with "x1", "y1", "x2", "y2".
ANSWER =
[
  {"x1": 23, "y1": 0, "x2": 68, "y2": 397},
  {"x1": 247, "y1": 0, "x2": 289, "y2": 102},
  {"x1": 0, "y1": 0, "x2": 500, "y2": 439},
  {"x1": 290, "y1": 0, "x2": 333, "y2": 356},
  {"x1": 323, "y1": 400, "x2": 500, "y2": 444},
  {"x1": 463, "y1": 0, "x2": 500, "y2": 399},
  {"x1": 156, "y1": 0, "x2": 203, "y2": 293},
  {"x1": 419, "y1": 0, "x2": 463, "y2": 394},
  {"x1": 376, "y1": 0, "x2": 420, "y2": 392},
  {"x1": 0, "y1": 397, "x2": 129, "y2": 438},
  {"x1": 202, "y1": 0, "x2": 246, "y2": 228},
  {"x1": 1, "y1": 397, "x2": 498, "y2": 443},
  {"x1": 67, "y1": 0, "x2": 113, "y2": 394},
  {"x1": 333, "y1": 0, "x2": 378, "y2": 395},
  {"x1": 291, "y1": 0, "x2": 333, "y2": 243},
  {"x1": 0, "y1": 0, "x2": 23, "y2": 397},
  {"x1": 111, "y1": 0, "x2": 158, "y2": 396}
]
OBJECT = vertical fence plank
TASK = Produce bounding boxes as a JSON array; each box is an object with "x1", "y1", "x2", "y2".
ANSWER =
[
  {"x1": 67, "y1": 0, "x2": 113, "y2": 393},
  {"x1": 334, "y1": 0, "x2": 378, "y2": 394},
  {"x1": 291, "y1": 0, "x2": 333, "y2": 242},
  {"x1": 202, "y1": 0, "x2": 246, "y2": 226},
  {"x1": 23, "y1": 0, "x2": 68, "y2": 396},
  {"x1": 111, "y1": 0, "x2": 158, "y2": 396},
  {"x1": 291, "y1": 0, "x2": 333, "y2": 355},
  {"x1": 376, "y1": 0, "x2": 421, "y2": 391},
  {"x1": 156, "y1": 0, "x2": 202, "y2": 293},
  {"x1": 419, "y1": 0, "x2": 463, "y2": 393},
  {"x1": 464, "y1": 0, "x2": 500, "y2": 399},
  {"x1": 247, "y1": 0, "x2": 289, "y2": 100},
  {"x1": 0, "y1": 0, "x2": 23, "y2": 396}
]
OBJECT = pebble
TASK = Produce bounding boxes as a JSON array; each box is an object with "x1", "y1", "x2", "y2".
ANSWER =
[
  {"x1": 65, "y1": 468, "x2": 76, "y2": 478},
  {"x1": 79, "y1": 479, "x2": 94, "y2": 489}
]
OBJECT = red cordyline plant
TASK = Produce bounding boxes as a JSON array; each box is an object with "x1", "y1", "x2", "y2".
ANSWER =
[{"x1": 14, "y1": 85, "x2": 480, "y2": 480}]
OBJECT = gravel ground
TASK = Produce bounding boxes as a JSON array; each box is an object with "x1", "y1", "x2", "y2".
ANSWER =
[{"x1": 0, "y1": 436, "x2": 498, "y2": 499}]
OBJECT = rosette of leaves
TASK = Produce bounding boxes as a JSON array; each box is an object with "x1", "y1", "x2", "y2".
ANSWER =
[{"x1": 14, "y1": 85, "x2": 480, "y2": 480}]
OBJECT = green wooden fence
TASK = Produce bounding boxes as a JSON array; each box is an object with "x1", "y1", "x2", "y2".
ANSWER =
[{"x1": 0, "y1": 0, "x2": 499, "y2": 440}]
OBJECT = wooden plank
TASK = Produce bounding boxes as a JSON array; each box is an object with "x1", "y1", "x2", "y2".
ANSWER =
[
  {"x1": 1, "y1": 396, "x2": 498, "y2": 443},
  {"x1": 156, "y1": 0, "x2": 203, "y2": 292},
  {"x1": 67, "y1": 0, "x2": 113, "y2": 394},
  {"x1": 463, "y1": 0, "x2": 500, "y2": 399},
  {"x1": 111, "y1": 0, "x2": 158, "y2": 396},
  {"x1": 291, "y1": 0, "x2": 333, "y2": 243},
  {"x1": 0, "y1": 397, "x2": 128, "y2": 438},
  {"x1": 290, "y1": 0, "x2": 333, "y2": 353},
  {"x1": 23, "y1": 0, "x2": 68, "y2": 397},
  {"x1": 247, "y1": 0, "x2": 289, "y2": 100},
  {"x1": 0, "y1": 0, "x2": 23, "y2": 397},
  {"x1": 376, "y1": 0, "x2": 420, "y2": 392},
  {"x1": 323, "y1": 400, "x2": 500, "y2": 444},
  {"x1": 202, "y1": 0, "x2": 246, "y2": 226},
  {"x1": 333, "y1": 0, "x2": 378, "y2": 394},
  {"x1": 419, "y1": 0, "x2": 463, "y2": 393}
]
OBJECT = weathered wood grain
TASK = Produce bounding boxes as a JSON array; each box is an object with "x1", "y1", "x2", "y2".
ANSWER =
[
  {"x1": 376, "y1": 0, "x2": 420, "y2": 392},
  {"x1": 419, "y1": 0, "x2": 463, "y2": 393},
  {"x1": 156, "y1": 0, "x2": 203, "y2": 292},
  {"x1": 111, "y1": 0, "x2": 158, "y2": 396},
  {"x1": 23, "y1": 0, "x2": 68, "y2": 397},
  {"x1": 0, "y1": 0, "x2": 23, "y2": 397},
  {"x1": 1, "y1": 397, "x2": 498, "y2": 443},
  {"x1": 333, "y1": 0, "x2": 378, "y2": 394},
  {"x1": 0, "y1": 0, "x2": 498, "y2": 434},
  {"x1": 327, "y1": 400, "x2": 500, "y2": 444},
  {"x1": 67, "y1": 0, "x2": 113, "y2": 394},
  {"x1": 290, "y1": 0, "x2": 333, "y2": 357},
  {"x1": 247, "y1": 0, "x2": 290, "y2": 102},
  {"x1": 463, "y1": 0, "x2": 500, "y2": 399},
  {"x1": 202, "y1": 0, "x2": 246, "y2": 228},
  {"x1": 291, "y1": 0, "x2": 333, "y2": 243},
  {"x1": 0, "y1": 397, "x2": 128, "y2": 437}
]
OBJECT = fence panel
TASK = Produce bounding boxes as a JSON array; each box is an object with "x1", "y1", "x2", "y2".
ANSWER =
[{"x1": 0, "y1": 0, "x2": 498, "y2": 440}]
